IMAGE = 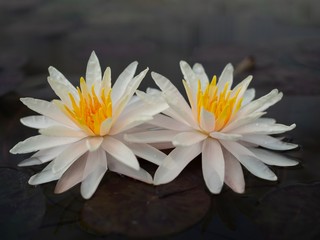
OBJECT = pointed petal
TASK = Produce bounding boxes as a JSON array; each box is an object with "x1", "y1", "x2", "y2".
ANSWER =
[
  {"x1": 242, "y1": 88, "x2": 255, "y2": 106},
  {"x1": 108, "y1": 154, "x2": 152, "y2": 184},
  {"x1": 223, "y1": 149, "x2": 245, "y2": 193},
  {"x1": 102, "y1": 136, "x2": 139, "y2": 170},
  {"x1": 200, "y1": 108, "x2": 215, "y2": 132},
  {"x1": 20, "y1": 98, "x2": 76, "y2": 127},
  {"x1": 202, "y1": 139, "x2": 224, "y2": 193},
  {"x1": 29, "y1": 162, "x2": 62, "y2": 185},
  {"x1": 217, "y1": 63, "x2": 234, "y2": 93},
  {"x1": 193, "y1": 63, "x2": 209, "y2": 88},
  {"x1": 101, "y1": 67, "x2": 111, "y2": 91},
  {"x1": 10, "y1": 135, "x2": 81, "y2": 154},
  {"x1": 242, "y1": 135, "x2": 298, "y2": 151},
  {"x1": 86, "y1": 137, "x2": 103, "y2": 151},
  {"x1": 154, "y1": 143, "x2": 202, "y2": 185},
  {"x1": 100, "y1": 118, "x2": 113, "y2": 136},
  {"x1": 86, "y1": 51, "x2": 102, "y2": 87},
  {"x1": 20, "y1": 115, "x2": 60, "y2": 129},
  {"x1": 222, "y1": 112, "x2": 266, "y2": 133},
  {"x1": 124, "y1": 130, "x2": 178, "y2": 144},
  {"x1": 52, "y1": 139, "x2": 88, "y2": 173},
  {"x1": 232, "y1": 123, "x2": 296, "y2": 135},
  {"x1": 39, "y1": 126, "x2": 86, "y2": 138},
  {"x1": 210, "y1": 132, "x2": 242, "y2": 141},
  {"x1": 126, "y1": 142, "x2": 167, "y2": 165},
  {"x1": 250, "y1": 148, "x2": 299, "y2": 166},
  {"x1": 111, "y1": 61, "x2": 138, "y2": 104},
  {"x1": 180, "y1": 60, "x2": 198, "y2": 99},
  {"x1": 147, "y1": 114, "x2": 192, "y2": 131},
  {"x1": 54, "y1": 153, "x2": 88, "y2": 194},
  {"x1": 172, "y1": 131, "x2": 207, "y2": 147},
  {"x1": 18, "y1": 145, "x2": 67, "y2": 166}
]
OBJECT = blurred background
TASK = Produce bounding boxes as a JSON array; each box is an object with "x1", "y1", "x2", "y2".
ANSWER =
[{"x1": 1, "y1": 0, "x2": 320, "y2": 239}]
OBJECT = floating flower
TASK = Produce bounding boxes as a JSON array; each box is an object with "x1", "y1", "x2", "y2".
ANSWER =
[
  {"x1": 10, "y1": 52, "x2": 167, "y2": 199},
  {"x1": 125, "y1": 61, "x2": 299, "y2": 194}
]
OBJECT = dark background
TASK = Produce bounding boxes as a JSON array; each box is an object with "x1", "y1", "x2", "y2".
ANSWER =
[{"x1": 1, "y1": 0, "x2": 320, "y2": 239}]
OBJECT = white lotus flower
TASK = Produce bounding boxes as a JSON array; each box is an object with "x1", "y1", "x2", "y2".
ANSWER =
[
  {"x1": 10, "y1": 52, "x2": 167, "y2": 199},
  {"x1": 125, "y1": 61, "x2": 299, "y2": 194}
]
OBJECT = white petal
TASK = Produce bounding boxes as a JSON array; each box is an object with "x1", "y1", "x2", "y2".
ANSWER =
[
  {"x1": 180, "y1": 60, "x2": 198, "y2": 100},
  {"x1": 217, "y1": 63, "x2": 234, "y2": 93},
  {"x1": 20, "y1": 98, "x2": 76, "y2": 127},
  {"x1": 39, "y1": 126, "x2": 86, "y2": 138},
  {"x1": 148, "y1": 114, "x2": 192, "y2": 131},
  {"x1": 220, "y1": 141, "x2": 277, "y2": 181},
  {"x1": 20, "y1": 115, "x2": 61, "y2": 129},
  {"x1": 172, "y1": 131, "x2": 207, "y2": 147},
  {"x1": 18, "y1": 145, "x2": 67, "y2": 166},
  {"x1": 111, "y1": 61, "x2": 138, "y2": 105},
  {"x1": 231, "y1": 123, "x2": 296, "y2": 135},
  {"x1": 154, "y1": 143, "x2": 202, "y2": 185},
  {"x1": 124, "y1": 130, "x2": 178, "y2": 144},
  {"x1": 223, "y1": 150, "x2": 245, "y2": 193},
  {"x1": 210, "y1": 132, "x2": 242, "y2": 141},
  {"x1": 86, "y1": 137, "x2": 103, "y2": 152},
  {"x1": 126, "y1": 142, "x2": 167, "y2": 165},
  {"x1": 242, "y1": 135, "x2": 298, "y2": 150},
  {"x1": 152, "y1": 71, "x2": 196, "y2": 128},
  {"x1": 249, "y1": 148, "x2": 299, "y2": 166},
  {"x1": 222, "y1": 112, "x2": 266, "y2": 133},
  {"x1": 29, "y1": 161, "x2": 62, "y2": 185},
  {"x1": 48, "y1": 66, "x2": 78, "y2": 106},
  {"x1": 10, "y1": 135, "x2": 81, "y2": 154},
  {"x1": 202, "y1": 139, "x2": 224, "y2": 193},
  {"x1": 110, "y1": 115, "x2": 153, "y2": 135},
  {"x1": 102, "y1": 136, "x2": 139, "y2": 170},
  {"x1": 101, "y1": 67, "x2": 111, "y2": 91},
  {"x1": 100, "y1": 118, "x2": 113, "y2": 136},
  {"x1": 200, "y1": 108, "x2": 215, "y2": 132},
  {"x1": 192, "y1": 63, "x2": 209, "y2": 88},
  {"x1": 108, "y1": 154, "x2": 152, "y2": 184},
  {"x1": 52, "y1": 139, "x2": 88, "y2": 173},
  {"x1": 81, "y1": 149, "x2": 107, "y2": 199},
  {"x1": 86, "y1": 51, "x2": 102, "y2": 88},
  {"x1": 242, "y1": 88, "x2": 255, "y2": 106},
  {"x1": 54, "y1": 153, "x2": 88, "y2": 194}
]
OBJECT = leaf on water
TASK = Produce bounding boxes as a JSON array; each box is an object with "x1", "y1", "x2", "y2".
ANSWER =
[{"x1": 80, "y1": 161, "x2": 210, "y2": 238}]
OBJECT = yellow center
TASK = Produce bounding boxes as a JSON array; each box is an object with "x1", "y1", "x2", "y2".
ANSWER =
[
  {"x1": 197, "y1": 76, "x2": 242, "y2": 131},
  {"x1": 65, "y1": 77, "x2": 112, "y2": 136}
]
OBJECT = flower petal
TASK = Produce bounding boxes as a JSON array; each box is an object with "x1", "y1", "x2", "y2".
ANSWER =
[
  {"x1": 102, "y1": 136, "x2": 139, "y2": 170},
  {"x1": 200, "y1": 108, "x2": 215, "y2": 132},
  {"x1": 52, "y1": 139, "x2": 88, "y2": 173},
  {"x1": 202, "y1": 139, "x2": 224, "y2": 193},
  {"x1": 217, "y1": 63, "x2": 234, "y2": 93},
  {"x1": 100, "y1": 118, "x2": 113, "y2": 136},
  {"x1": 147, "y1": 114, "x2": 192, "y2": 131},
  {"x1": 81, "y1": 149, "x2": 107, "y2": 199},
  {"x1": 10, "y1": 135, "x2": 81, "y2": 154},
  {"x1": 231, "y1": 123, "x2": 296, "y2": 135},
  {"x1": 20, "y1": 115, "x2": 61, "y2": 129},
  {"x1": 108, "y1": 154, "x2": 152, "y2": 184},
  {"x1": 101, "y1": 67, "x2": 111, "y2": 91},
  {"x1": 242, "y1": 135, "x2": 298, "y2": 150},
  {"x1": 172, "y1": 131, "x2": 207, "y2": 147},
  {"x1": 249, "y1": 148, "x2": 299, "y2": 166},
  {"x1": 54, "y1": 153, "x2": 88, "y2": 194},
  {"x1": 154, "y1": 143, "x2": 202, "y2": 185},
  {"x1": 86, "y1": 51, "x2": 102, "y2": 88},
  {"x1": 18, "y1": 145, "x2": 67, "y2": 166},
  {"x1": 39, "y1": 126, "x2": 86, "y2": 138},
  {"x1": 86, "y1": 137, "x2": 103, "y2": 152},
  {"x1": 124, "y1": 130, "x2": 178, "y2": 144},
  {"x1": 20, "y1": 97, "x2": 76, "y2": 127},
  {"x1": 126, "y1": 142, "x2": 167, "y2": 165},
  {"x1": 110, "y1": 115, "x2": 153, "y2": 135},
  {"x1": 111, "y1": 61, "x2": 138, "y2": 105},
  {"x1": 222, "y1": 112, "x2": 266, "y2": 133},
  {"x1": 48, "y1": 66, "x2": 78, "y2": 106},
  {"x1": 29, "y1": 161, "x2": 62, "y2": 185},
  {"x1": 180, "y1": 60, "x2": 198, "y2": 100},
  {"x1": 210, "y1": 132, "x2": 242, "y2": 141},
  {"x1": 242, "y1": 88, "x2": 255, "y2": 106},
  {"x1": 192, "y1": 63, "x2": 209, "y2": 88},
  {"x1": 223, "y1": 149, "x2": 245, "y2": 193}
]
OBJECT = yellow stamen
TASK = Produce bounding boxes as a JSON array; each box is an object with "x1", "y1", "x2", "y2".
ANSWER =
[
  {"x1": 64, "y1": 78, "x2": 112, "y2": 136},
  {"x1": 196, "y1": 76, "x2": 243, "y2": 131}
]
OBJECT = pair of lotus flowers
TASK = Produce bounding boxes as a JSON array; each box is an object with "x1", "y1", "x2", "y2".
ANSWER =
[{"x1": 10, "y1": 52, "x2": 298, "y2": 199}]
